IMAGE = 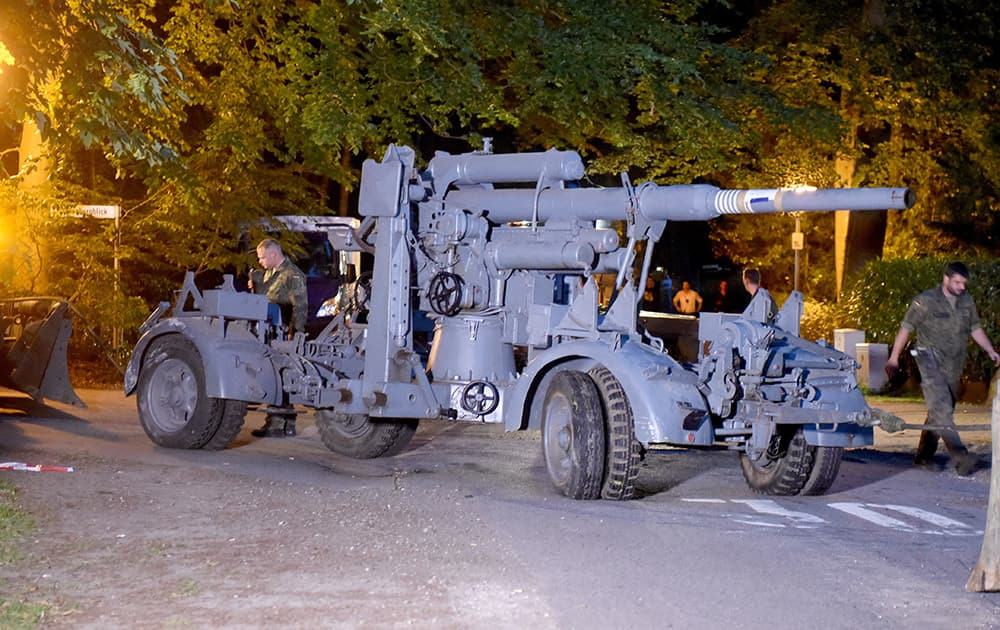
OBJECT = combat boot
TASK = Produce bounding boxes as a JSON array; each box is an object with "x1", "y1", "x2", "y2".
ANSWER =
[
  {"x1": 955, "y1": 452, "x2": 979, "y2": 477},
  {"x1": 913, "y1": 430, "x2": 939, "y2": 466},
  {"x1": 251, "y1": 415, "x2": 287, "y2": 438}
]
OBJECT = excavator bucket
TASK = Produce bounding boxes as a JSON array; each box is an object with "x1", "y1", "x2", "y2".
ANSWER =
[{"x1": 0, "y1": 297, "x2": 85, "y2": 408}]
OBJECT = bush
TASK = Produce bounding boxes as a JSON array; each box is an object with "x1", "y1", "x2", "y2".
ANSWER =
[{"x1": 799, "y1": 299, "x2": 848, "y2": 344}]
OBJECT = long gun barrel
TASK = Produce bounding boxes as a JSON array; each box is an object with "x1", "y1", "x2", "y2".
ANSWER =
[
  {"x1": 424, "y1": 149, "x2": 914, "y2": 224},
  {"x1": 442, "y1": 183, "x2": 914, "y2": 224}
]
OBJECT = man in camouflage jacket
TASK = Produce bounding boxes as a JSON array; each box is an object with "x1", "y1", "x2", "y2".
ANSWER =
[
  {"x1": 252, "y1": 238, "x2": 309, "y2": 336},
  {"x1": 248, "y1": 238, "x2": 309, "y2": 437},
  {"x1": 887, "y1": 262, "x2": 1000, "y2": 475}
]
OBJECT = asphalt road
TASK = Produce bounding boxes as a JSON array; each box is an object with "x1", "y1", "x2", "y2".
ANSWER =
[{"x1": 2, "y1": 389, "x2": 999, "y2": 629}]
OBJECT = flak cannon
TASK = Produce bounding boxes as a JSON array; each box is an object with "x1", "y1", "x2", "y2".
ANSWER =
[{"x1": 125, "y1": 143, "x2": 913, "y2": 500}]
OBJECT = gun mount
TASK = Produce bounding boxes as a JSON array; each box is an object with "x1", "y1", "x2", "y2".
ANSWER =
[{"x1": 126, "y1": 143, "x2": 913, "y2": 500}]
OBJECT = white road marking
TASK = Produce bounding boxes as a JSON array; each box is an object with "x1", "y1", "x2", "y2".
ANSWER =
[
  {"x1": 731, "y1": 518, "x2": 785, "y2": 528},
  {"x1": 827, "y1": 502, "x2": 981, "y2": 537},
  {"x1": 878, "y1": 504, "x2": 972, "y2": 530},
  {"x1": 731, "y1": 499, "x2": 826, "y2": 528},
  {"x1": 681, "y1": 499, "x2": 981, "y2": 536},
  {"x1": 827, "y1": 502, "x2": 915, "y2": 530}
]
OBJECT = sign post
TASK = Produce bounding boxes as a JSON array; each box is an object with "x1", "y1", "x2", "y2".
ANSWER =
[
  {"x1": 791, "y1": 214, "x2": 804, "y2": 292},
  {"x1": 77, "y1": 205, "x2": 123, "y2": 349}
]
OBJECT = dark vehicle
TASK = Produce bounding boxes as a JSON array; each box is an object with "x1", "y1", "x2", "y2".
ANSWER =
[{"x1": 0, "y1": 297, "x2": 84, "y2": 407}]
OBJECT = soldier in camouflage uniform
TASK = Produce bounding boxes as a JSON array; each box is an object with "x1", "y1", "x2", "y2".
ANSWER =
[
  {"x1": 249, "y1": 238, "x2": 309, "y2": 437},
  {"x1": 887, "y1": 262, "x2": 1000, "y2": 476}
]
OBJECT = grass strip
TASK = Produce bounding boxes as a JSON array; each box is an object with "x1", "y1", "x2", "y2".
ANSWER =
[{"x1": 0, "y1": 480, "x2": 49, "y2": 629}]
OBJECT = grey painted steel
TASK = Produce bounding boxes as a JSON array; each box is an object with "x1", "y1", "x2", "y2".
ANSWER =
[
  {"x1": 443, "y1": 184, "x2": 914, "y2": 224},
  {"x1": 125, "y1": 317, "x2": 280, "y2": 404},
  {"x1": 126, "y1": 144, "x2": 908, "y2": 494},
  {"x1": 428, "y1": 148, "x2": 585, "y2": 188}
]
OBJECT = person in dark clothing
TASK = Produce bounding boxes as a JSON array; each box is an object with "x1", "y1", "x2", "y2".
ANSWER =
[
  {"x1": 712, "y1": 279, "x2": 736, "y2": 312},
  {"x1": 741, "y1": 268, "x2": 777, "y2": 323}
]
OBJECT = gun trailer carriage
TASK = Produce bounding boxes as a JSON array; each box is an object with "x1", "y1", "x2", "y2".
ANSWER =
[{"x1": 125, "y1": 144, "x2": 914, "y2": 499}]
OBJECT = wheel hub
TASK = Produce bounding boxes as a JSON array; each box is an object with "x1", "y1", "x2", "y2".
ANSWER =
[{"x1": 148, "y1": 358, "x2": 197, "y2": 431}]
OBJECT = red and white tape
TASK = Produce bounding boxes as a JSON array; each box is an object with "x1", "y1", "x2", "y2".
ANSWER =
[{"x1": 0, "y1": 462, "x2": 75, "y2": 473}]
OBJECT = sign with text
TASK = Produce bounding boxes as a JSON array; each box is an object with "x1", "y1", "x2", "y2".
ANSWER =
[
  {"x1": 791, "y1": 231, "x2": 804, "y2": 250},
  {"x1": 76, "y1": 205, "x2": 121, "y2": 220}
]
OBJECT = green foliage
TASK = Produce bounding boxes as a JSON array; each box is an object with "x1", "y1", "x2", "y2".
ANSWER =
[
  {"x1": 2, "y1": 0, "x2": 998, "y2": 362},
  {"x1": 842, "y1": 258, "x2": 942, "y2": 344},
  {"x1": 2, "y1": 0, "x2": 793, "y2": 336},
  {"x1": 844, "y1": 257, "x2": 1000, "y2": 383},
  {"x1": 711, "y1": 211, "x2": 838, "y2": 301},
  {"x1": 799, "y1": 298, "x2": 848, "y2": 345},
  {"x1": 709, "y1": 0, "x2": 1000, "y2": 287},
  {"x1": 0, "y1": 600, "x2": 48, "y2": 630},
  {"x1": 0, "y1": 481, "x2": 34, "y2": 563},
  {"x1": 0, "y1": 0, "x2": 188, "y2": 169}
]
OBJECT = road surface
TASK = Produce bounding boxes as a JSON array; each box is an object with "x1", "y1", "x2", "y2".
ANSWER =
[{"x1": 1, "y1": 389, "x2": 998, "y2": 628}]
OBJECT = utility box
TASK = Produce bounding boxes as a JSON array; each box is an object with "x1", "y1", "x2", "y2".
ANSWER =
[
  {"x1": 856, "y1": 343, "x2": 888, "y2": 392},
  {"x1": 834, "y1": 328, "x2": 865, "y2": 359}
]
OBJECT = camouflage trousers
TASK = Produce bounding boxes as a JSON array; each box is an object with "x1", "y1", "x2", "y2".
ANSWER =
[{"x1": 912, "y1": 348, "x2": 968, "y2": 462}]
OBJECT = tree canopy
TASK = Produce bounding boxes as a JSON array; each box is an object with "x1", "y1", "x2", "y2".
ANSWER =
[
  {"x1": 710, "y1": 0, "x2": 1000, "y2": 300},
  {"x1": 1, "y1": 0, "x2": 998, "y2": 347}
]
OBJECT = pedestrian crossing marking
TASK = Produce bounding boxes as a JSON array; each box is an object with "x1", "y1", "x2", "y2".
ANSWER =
[{"x1": 681, "y1": 498, "x2": 981, "y2": 535}]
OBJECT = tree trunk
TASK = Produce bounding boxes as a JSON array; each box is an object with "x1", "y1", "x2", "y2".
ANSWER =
[
  {"x1": 967, "y1": 372, "x2": 1000, "y2": 592},
  {"x1": 15, "y1": 117, "x2": 52, "y2": 293},
  {"x1": 338, "y1": 146, "x2": 351, "y2": 217}
]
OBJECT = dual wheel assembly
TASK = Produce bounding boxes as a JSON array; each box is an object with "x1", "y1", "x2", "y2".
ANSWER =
[
  {"x1": 738, "y1": 428, "x2": 843, "y2": 496},
  {"x1": 541, "y1": 365, "x2": 844, "y2": 499},
  {"x1": 541, "y1": 366, "x2": 642, "y2": 500},
  {"x1": 136, "y1": 335, "x2": 248, "y2": 450}
]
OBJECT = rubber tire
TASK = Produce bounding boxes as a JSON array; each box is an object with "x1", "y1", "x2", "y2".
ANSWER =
[
  {"x1": 137, "y1": 335, "x2": 244, "y2": 449},
  {"x1": 201, "y1": 400, "x2": 249, "y2": 450},
  {"x1": 799, "y1": 446, "x2": 843, "y2": 496},
  {"x1": 316, "y1": 410, "x2": 417, "y2": 459},
  {"x1": 542, "y1": 371, "x2": 605, "y2": 500},
  {"x1": 588, "y1": 367, "x2": 641, "y2": 500},
  {"x1": 739, "y1": 427, "x2": 813, "y2": 496}
]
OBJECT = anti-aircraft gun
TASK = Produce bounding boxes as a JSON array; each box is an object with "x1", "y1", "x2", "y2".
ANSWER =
[{"x1": 125, "y1": 143, "x2": 913, "y2": 499}]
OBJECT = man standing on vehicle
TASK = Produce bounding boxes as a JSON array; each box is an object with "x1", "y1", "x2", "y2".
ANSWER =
[
  {"x1": 886, "y1": 261, "x2": 1000, "y2": 476},
  {"x1": 249, "y1": 238, "x2": 309, "y2": 437},
  {"x1": 741, "y1": 268, "x2": 778, "y2": 323},
  {"x1": 251, "y1": 238, "x2": 309, "y2": 338}
]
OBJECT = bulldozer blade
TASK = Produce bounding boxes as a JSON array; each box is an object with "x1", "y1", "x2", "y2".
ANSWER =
[{"x1": 1, "y1": 298, "x2": 86, "y2": 408}]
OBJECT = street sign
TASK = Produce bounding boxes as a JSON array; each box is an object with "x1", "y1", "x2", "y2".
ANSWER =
[
  {"x1": 791, "y1": 231, "x2": 804, "y2": 250},
  {"x1": 77, "y1": 205, "x2": 121, "y2": 220}
]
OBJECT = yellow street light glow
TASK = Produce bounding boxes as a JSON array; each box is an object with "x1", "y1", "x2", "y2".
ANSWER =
[{"x1": 0, "y1": 40, "x2": 14, "y2": 74}]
